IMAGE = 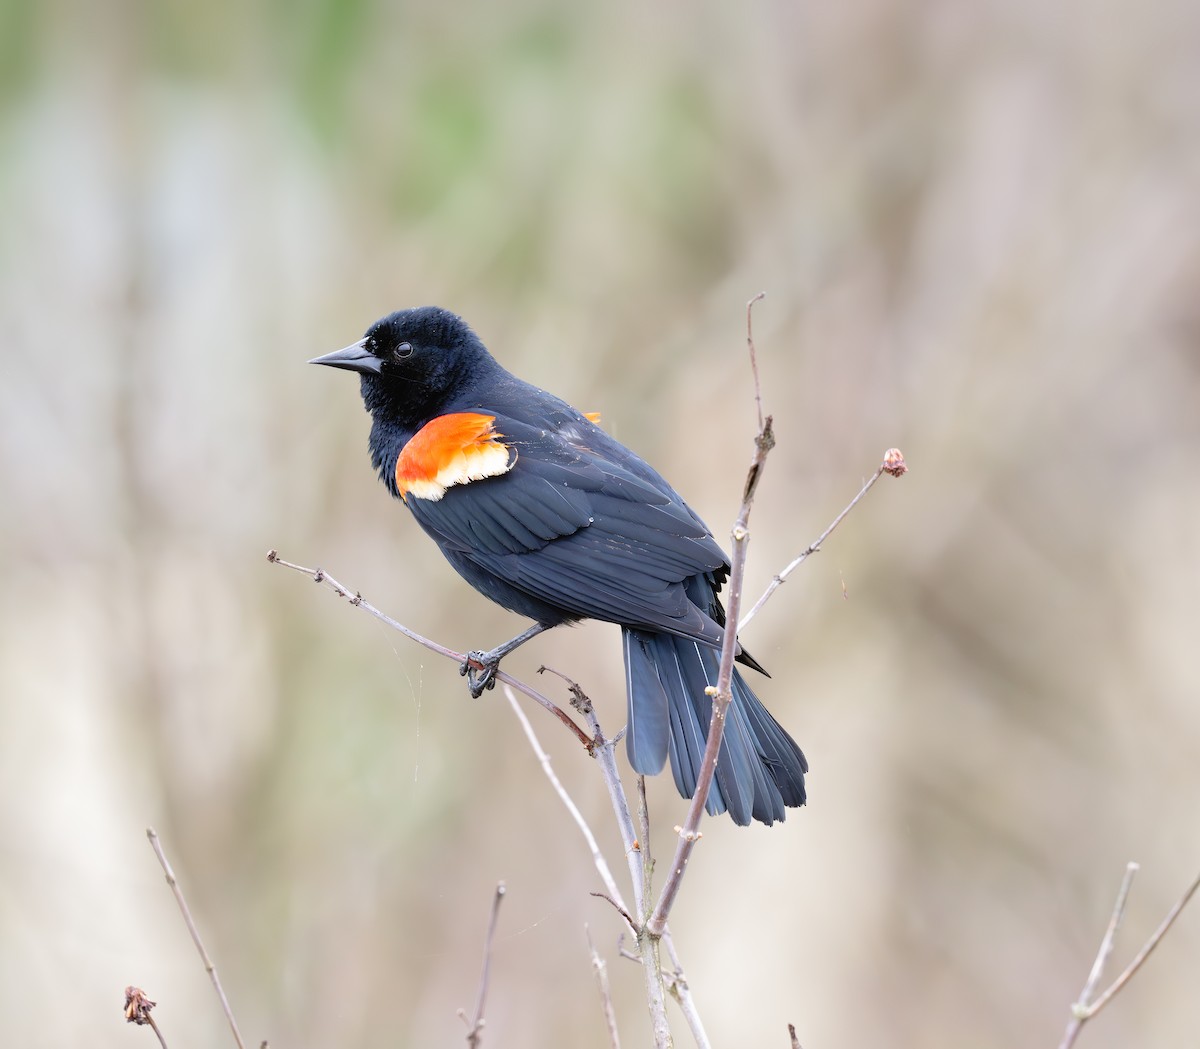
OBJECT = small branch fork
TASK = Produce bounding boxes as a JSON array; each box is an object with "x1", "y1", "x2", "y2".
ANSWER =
[
  {"x1": 740, "y1": 446, "x2": 907, "y2": 629},
  {"x1": 1058, "y1": 862, "x2": 1200, "y2": 1049},
  {"x1": 459, "y1": 882, "x2": 507, "y2": 1048}
]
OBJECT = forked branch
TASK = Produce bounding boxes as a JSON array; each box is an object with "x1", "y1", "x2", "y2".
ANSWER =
[
  {"x1": 1058, "y1": 861, "x2": 1200, "y2": 1049},
  {"x1": 740, "y1": 447, "x2": 907, "y2": 629}
]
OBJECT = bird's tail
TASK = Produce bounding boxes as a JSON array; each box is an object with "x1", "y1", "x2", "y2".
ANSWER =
[{"x1": 622, "y1": 627, "x2": 807, "y2": 826}]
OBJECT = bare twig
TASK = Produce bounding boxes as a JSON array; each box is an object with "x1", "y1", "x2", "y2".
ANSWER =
[
  {"x1": 635, "y1": 780, "x2": 710, "y2": 1046},
  {"x1": 146, "y1": 829, "x2": 247, "y2": 1049},
  {"x1": 1059, "y1": 862, "x2": 1139, "y2": 1049},
  {"x1": 646, "y1": 301, "x2": 776, "y2": 938},
  {"x1": 573, "y1": 696, "x2": 673, "y2": 1047},
  {"x1": 740, "y1": 446, "x2": 907, "y2": 630},
  {"x1": 554, "y1": 692, "x2": 647, "y2": 921},
  {"x1": 124, "y1": 986, "x2": 169, "y2": 1048},
  {"x1": 1058, "y1": 862, "x2": 1200, "y2": 1049},
  {"x1": 267, "y1": 552, "x2": 592, "y2": 750},
  {"x1": 590, "y1": 891, "x2": 638, "y2": 931},
  {"x1": 586, "y1": 925, "x2": 622, "y2": 1049},
  {"x1": 638, "y1": 933, "x2": 674, "y2": 1048},
  {"x1": 662, "y1": 932, "x2": 711, "y2": 1049},
  {"x1": 788, "y1": 1022, "x2": 801, "y2": 1048},
  {"x1": 502, "y1": 685, "x2": 630, "y2": 921},
  {"x1": 745, "y1": 291, "x2": 767, "y2": 431},
  {"x1": 460, "y1": 882, "x2": 507, "y2": 1047},
  {"x1": 636, "y1": 775, "x2": 654, "y2": 922},
  {"x1": 1086, "y1": 866, "x2": 1200, "y2": 1014},
  {"x1": 534, "y1": 676, "x2": 673, "y2": 1046}
]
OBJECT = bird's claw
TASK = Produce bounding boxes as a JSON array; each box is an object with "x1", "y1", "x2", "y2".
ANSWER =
[{"x1": 460, "y1": 651, "x2": 499, "y2": 698}]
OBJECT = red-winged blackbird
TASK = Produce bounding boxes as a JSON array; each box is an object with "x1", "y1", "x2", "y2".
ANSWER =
[{"x1": 312, "y1": 306, "x2": 807, "y2": 825}]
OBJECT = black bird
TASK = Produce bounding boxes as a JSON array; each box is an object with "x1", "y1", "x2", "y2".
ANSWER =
[{"x1": 312, "y1": 306, "x2": 807, "y2": 825}]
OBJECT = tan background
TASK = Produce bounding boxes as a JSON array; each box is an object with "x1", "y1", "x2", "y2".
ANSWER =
[{"x1": 2, "y1": 1, "x2": 1199, "y2": 1046}]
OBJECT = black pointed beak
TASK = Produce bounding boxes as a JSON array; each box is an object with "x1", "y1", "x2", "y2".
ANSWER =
[{"x1": 309, "y1": 337, "x2": 383, "y2": 375}]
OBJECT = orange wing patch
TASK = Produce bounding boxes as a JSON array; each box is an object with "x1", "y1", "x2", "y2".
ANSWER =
[
  {"x1": 584, "y1": 411, "x2": 602, "y2": 424},
  {"x1": 396, "y1": 413, "x2": 515, "y2": 502}
]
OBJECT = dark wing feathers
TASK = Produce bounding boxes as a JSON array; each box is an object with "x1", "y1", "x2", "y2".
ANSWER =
[
  {"x1": 406, "y1": 411, "x2": 731, "y2": 642},
  {"x1": 415, "y1": 470, "x2": 594, "y2": 555},
  {"x1": 399, "y1": 397, "x2": 806, "y2": 825}
]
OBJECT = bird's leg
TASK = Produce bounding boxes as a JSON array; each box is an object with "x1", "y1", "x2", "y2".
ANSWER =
[{"x1": 460, "y1": 622, "x2": 552, "y2": 698}]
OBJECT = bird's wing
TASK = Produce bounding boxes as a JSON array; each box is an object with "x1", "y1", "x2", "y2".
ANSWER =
[{"x1": 403, "y1": 412, "x2": 729, "y2": 642}]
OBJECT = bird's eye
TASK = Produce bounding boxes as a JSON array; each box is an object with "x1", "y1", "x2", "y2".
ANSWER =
[{"x1": 394, "y1": 342, "x2": 414, "y2": 361}]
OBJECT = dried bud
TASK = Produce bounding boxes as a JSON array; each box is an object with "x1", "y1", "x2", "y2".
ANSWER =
[
  {"x1": 882, "y1": 448, "x2": 908, "y2": 477},
  {"x1": 124, "y1": 986, "x2": 156, "y2": 1025}
]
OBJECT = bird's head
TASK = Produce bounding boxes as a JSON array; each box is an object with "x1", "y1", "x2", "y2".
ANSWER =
[{"x1": 311, "y1": 306, "x2": 497, "y2": 426}]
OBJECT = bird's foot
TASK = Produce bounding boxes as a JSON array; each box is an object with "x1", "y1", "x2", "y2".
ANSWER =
[{"x1": 460, "y1": 651, "x2": 501, "y2": 698}]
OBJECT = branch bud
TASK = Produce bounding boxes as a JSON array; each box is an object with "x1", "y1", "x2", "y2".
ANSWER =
[{"x1": 882, "y1": 448, "x2": 908, "y2": 477}]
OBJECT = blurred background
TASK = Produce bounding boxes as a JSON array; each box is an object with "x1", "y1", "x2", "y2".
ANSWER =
[{"x1": 2, "y1": 0, "x2": 1199, "y2": 1045}]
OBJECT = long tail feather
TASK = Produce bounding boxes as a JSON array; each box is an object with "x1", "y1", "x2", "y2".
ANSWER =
[{"x1": 622, "y1": 627, "x2": 807, "y2": 826}]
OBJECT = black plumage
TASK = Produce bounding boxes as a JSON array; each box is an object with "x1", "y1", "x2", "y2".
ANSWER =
[{"x1": 311, "y1": 306, "x2": 808, "y2": 825}]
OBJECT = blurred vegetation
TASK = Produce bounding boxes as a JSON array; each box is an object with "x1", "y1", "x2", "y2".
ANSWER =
[{"x1": 2, "y1": 1, "x2": 1199, "y2": 1047}]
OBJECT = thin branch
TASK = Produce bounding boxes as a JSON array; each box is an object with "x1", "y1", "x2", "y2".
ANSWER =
[
  {"x1": 124, "y1": 986, "x2": 169, "y2": 1048},
  {"x1": 502, "y1": 685, "x2": 631, "y2": 922},
  {"x1": 662, "y1": 932, "x2": 711, "y2": 1049},
  {"x1": 590, "y1": 892, "x2": 638, "y2": 931},
  {"x1": 637, "y1": 933, "x2": 674, "y2": 1048},
  {"x1": 788, "y1": 1022, "x2": 801, "y2": 1048},
  {"x1": 1071, "y1": 864, "x2": 1139, "y2": 1025},
  {"x1": 636, "y1": 775, "x2": 654, "y2": 924},
  {"x1": 586, "y1": 924, "x2": 622, "y2": 1049},
  {"x1": 1058, "y1": 863, "x2": 1138, "y2": 1049},
  {"x1": 460, "y1": 882, "x2": 507, "y2": 1048},
  {"x1": 745, "y1": 292, "x2": 766, "y2": 432},
  {"x1": 740, "y1": 445, "x2": 907, "y2": 630},
  {"x1": 267, "y1": 552, "x2": 592, "y2": 750},
  {"x1": 146, "y1": 830, "x2": 247, "y2": 1049},
  {"x1": 146, "y1": 1017, "x2": 169, "y2": 1049},
  {"x1": 575, "y1": 697, "x2": 648, "y2": 922},
  {"x1": 645, "y1": 406, "x2": 775, "y2": 937},
  {"x1": 570, "y1": 690, "x2": 674, "y2": 1048}
]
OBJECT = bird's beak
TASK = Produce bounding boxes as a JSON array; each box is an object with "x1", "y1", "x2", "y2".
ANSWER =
[{"x1": 309, "y1": 338, "x2": 383, "y2": 374}]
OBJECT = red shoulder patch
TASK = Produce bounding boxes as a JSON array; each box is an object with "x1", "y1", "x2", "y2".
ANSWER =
[{"x1": 396, "y1": 413, "x2": 515, "y2": 502}]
